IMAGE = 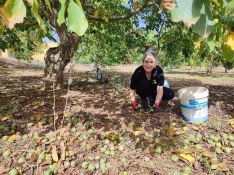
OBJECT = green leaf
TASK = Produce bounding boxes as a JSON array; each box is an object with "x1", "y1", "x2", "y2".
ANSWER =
[
  {"x1": 225, "y1": 0, "x2": 234, "y2": 11},
  {"x1": 171, "y1": 0, "x2": 203, "y2": 26},
  {"x1": 0, "y1": 0, "x2": 26, "y2": 28},
  {"x1": 191, "y1": 0, "x2": 214, "y2": 37},
  {"x1": 57, "y1": 0, "x2": 66, "y2": 26},
  {"x1": 222, "y1": 44, "x2": 234, "y2": 62},
  {"x1": 171, "y1": 0, "x2": 214, "y2": 37},
  {"x1": 67, "y1": 0, "x2": 88, "y2": 36},
  {"x1": 192, "y1": 14, "x2": 214, "y2": 37},
  {"x1": 74, "y1": 0, "x2": 81, "y2": 6},
  {"x1": 31, "y1": 0, "x2": 45, "y2": 31}
]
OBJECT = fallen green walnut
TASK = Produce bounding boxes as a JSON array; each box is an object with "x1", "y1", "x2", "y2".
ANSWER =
[
  {"x1": 215, "y1": 142, "x2": 222, "y2": 148},
  {"x1": 223, "y1": 147, "x2": 232, "y2": 153},
  {"x1": 9, "y1": 169, "x2": 18, "y2": 175},
  {"x1": 81, "y1": 162, "x2": 89, "y2": 169},
  {"x1": 155, "y1": 146, "x2": 162, "y2": 154},
  {"x1": 17, "y1": 157, "x2": 25, "y2": 164},
  {"x1": 3, "y1": 150, "x2": 11, "y2": 158},
  {"x1": 64, "y1": 161, "x2": 70, "y2": 169},
  {"x1": 88, "y1": 163, "x2": 96, "y2": 171},
  {"x1": 70, "y1": 161, "x2": 76, "y2": 167},
  {"x1": 171, "y1": 155, "x2": 179, "y2": 162},
  {"x1": 228, "y1": 135, "x2": 234, "y2": 141},
  {"x1": 215, "y1": 147, "x2": 222, "y2": 154}
]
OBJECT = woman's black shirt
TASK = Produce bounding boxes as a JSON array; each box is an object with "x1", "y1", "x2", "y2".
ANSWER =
[{"x1": 130, "y1": 65, "x2": 164, "y2": 91}]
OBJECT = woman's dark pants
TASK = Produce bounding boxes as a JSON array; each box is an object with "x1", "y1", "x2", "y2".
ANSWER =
[{"x1": 135, "y1": 79, "x2": 175, "y2": 105}]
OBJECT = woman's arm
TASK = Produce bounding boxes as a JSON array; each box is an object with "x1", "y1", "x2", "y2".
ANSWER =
[
  {"x1": 155, "y1": 86, "x2": 163, "y2": 107},
  {"x1": 130, "y1": 89, "x2": 136, "y2": 102}
]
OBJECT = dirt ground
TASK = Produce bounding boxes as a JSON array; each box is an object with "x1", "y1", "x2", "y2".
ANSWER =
[{"x1": 0, "y1": 57, "x2": 233, "y2": 175}]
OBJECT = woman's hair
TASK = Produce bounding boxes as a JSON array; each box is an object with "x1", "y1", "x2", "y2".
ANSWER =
[{"x1": 142, "y1": 47, "x2": 158, "y2": 62}]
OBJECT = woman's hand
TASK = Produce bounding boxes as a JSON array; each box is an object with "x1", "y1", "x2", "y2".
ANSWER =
[
  {"x1": 132, "y1": 100, "x2": 137, "y2": 109},
  {"x1": 130, "y1": 89, "x2": 136, "y2": 109},
  {"x1": 155, "y1": 100, "x2": 160, "y2": 108}
]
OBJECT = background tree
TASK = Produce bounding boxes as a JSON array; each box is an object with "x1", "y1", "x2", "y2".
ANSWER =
[{"x1": 74, "y1": 19, "x2": 147, "y2": 66}]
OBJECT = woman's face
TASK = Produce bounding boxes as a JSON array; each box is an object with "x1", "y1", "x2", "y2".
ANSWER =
[{"x1": 142, "y1": 55, "x2": 156, "y2": 73}]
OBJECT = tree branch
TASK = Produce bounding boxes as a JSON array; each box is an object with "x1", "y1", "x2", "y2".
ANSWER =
[
  {"x1": 86, "y1": 0, "x2": 156, "y2": 21},
  {"x1": 156, "y1": 15, "x2": 167, "y2": 55}
]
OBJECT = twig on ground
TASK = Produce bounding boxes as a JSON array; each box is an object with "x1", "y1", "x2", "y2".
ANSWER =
[
  {"x1": 61, "y1": 63, "x2": 74, "y2": 127},
  {"x1": 52, "y1": 76, "x2": 58, "y2": 131}
]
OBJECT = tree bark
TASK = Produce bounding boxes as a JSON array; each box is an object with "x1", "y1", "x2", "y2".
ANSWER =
[
  {"x1": 206, "y1": 67, "x2": 212, "y2": 74},
  {"x1": 44, "y1": 33, "x2": 80, "y2": 88}
]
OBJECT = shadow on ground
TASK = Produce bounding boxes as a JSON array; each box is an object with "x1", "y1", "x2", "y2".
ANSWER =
[{"x1": 1, "y1": 64, "x2": 233, "y2": 139}]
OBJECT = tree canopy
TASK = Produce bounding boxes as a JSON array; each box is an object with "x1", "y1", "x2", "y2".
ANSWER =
[{"x1": 0, "y1": 0, "x2": 234, "y2": 85}]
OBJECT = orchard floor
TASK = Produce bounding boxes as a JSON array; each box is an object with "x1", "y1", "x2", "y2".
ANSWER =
[{"x1": 0, "y1": 57, "x2": 233, "y2": 175}]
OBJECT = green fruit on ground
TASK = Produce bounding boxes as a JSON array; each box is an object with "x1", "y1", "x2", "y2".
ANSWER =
[
  {"x1": 183, "y1": 166, "x2": 191, "y2": 174},
  {"x1": 45, "y1": 154, "x2": 52, "y2": 162},
  {"x1": 88, "y1": 129, "x2": 94, "y2": 135},
  {"x1": 17, "y1": 157, "x2": 25, "y2": 164},
  {"x1": 216, "y1": 142, "x2": 222, "y2": 148},
  {"x1": 118, "y1": 145, "x2": 124, "y2": 151},
  {"x1": 171, "y1": 155, "x2": 179, "y2": 162},
  {"x1": 228, "y1": 135, "x2": 234, "y2": 141},
  {"x1": 3, "y1": 150, "x2": 11, "y2": 158},
  {"x1": 172, "y1": 171, "x2": 180, "y2": 175},
  {"x1": 81, "y1": 162, "x2": 88, "y2": 169},
  {"x1": 215, "y1": 148, "x2": 222, "y2": 154},
  {"x1": 213, "y1": 136, "x2": 220, "y2": 142},
  {"x1": 2, "y1": 136, "x2": 9, "y2": 141},
  {"x1": 183, "y1": 139, "x2": 190, "y2": 145},
  {"x1": 9, "y1": 169, "x2": 18, "y2": 175},
  {"x1": 100, "y1": 161, "x2": 106, "y2": 171},
  {"x1": 106, "y1": 162, "x2": 112, "y2": 169},
  {"x1": 64, "y1": 161, "x2": 70, "y2": 169},
  {"x1": 88, "y1": 163, "x2": 96, "y2": 171},
  {"x1": 43, "y1": 170, "x2": 52, "y2": 175},
  {"x1": 70, "y1": 161, "x2": 76, "y2": 167},
  {"x1": 195, "y1": 144, "x2": 203, "y2": 151},
  {"x1": 223, "y1": 147, "x2": 232, "y2": 153},
  {"x1": 155, "y1": 146, "x2": 162, "y2": 154},
  {"x1": 207, "y1": 139, "x2": 215, "y2": 145},
  {"x1": 110, "y1": 150, "x2": 115, "y2": 156},
  {"x1": 71, "y1": 128, "x2": 76, "y2": 132},
  {"x1": 88, "y1": 155, "x2": 94, "y2": 161},
  {"x1": 39, "y1": 152, "x2": 46, "y2": 160}
]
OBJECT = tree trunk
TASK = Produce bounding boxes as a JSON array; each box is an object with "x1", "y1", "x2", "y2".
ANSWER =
[
  {"x1": 225, "y1": 67, "x2": 228, "y2": 73},
  {"x1": 44, "y1": 34, "x2": 80, "y2": 88},
  {"x1": 206, "y1": 67, "x2": 212, "y2": 74}
]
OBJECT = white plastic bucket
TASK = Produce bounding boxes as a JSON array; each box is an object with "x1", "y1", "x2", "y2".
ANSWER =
[{"x1": 178, "y1": 87, "x2": 209, "y2": 123}]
